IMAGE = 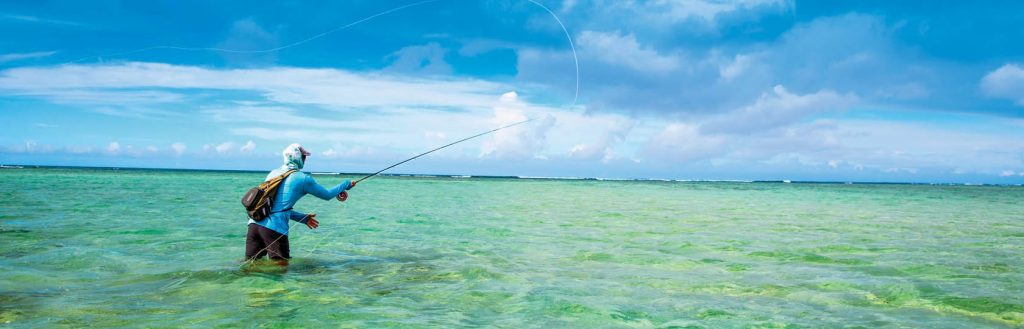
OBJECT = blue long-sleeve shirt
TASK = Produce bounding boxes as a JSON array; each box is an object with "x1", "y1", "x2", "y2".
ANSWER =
[{"x1": 248, "y1": 168, "x2": 351, "y2": 235}]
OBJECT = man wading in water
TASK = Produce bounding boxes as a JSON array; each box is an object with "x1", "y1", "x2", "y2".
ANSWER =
[{"x1": 245, "y1": 143, "x2": 355, "y2": 266}]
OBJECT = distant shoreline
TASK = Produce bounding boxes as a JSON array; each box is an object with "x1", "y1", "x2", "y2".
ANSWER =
[{"x1": 2, "y1": 164, "x2": 1021, "y2": 187}]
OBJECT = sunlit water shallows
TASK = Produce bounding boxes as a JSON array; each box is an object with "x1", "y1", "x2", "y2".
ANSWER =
[{"x1": 1, "y1": 168, "x2": 1023, "y2": 328}]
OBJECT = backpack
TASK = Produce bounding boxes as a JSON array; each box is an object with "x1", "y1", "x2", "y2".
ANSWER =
[{"x1": 241, "y1": 169, "x2": 298, "y2": 221}]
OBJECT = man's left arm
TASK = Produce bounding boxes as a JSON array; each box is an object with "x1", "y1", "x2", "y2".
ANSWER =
[{"x1": 288, "y1": 210, "x2": 309, "y2": 223}]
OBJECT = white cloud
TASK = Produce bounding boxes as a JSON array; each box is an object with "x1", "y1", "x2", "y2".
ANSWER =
[
  {"x1": 590, "y1": 0, "x2": 790, "y2": 27},
  {"x1": 0, "y1": 62, "x2": 505, "y2": 109},
  {"x1": 145, "y1": 145, "x2": 158, "y2": 153},
  {"x1": 1002, "y1": 170, "x2": 1016, "y2": 177},
  {"x1": 480, "y1": 92, "x2": 556, "y2": 159},
  {"x1": 981, "y1": 63, "x2": 1024, "y2": 105},
  {"x1": 320, "y1": 145, "x2": 380, "y2": 159},
  {"x1": 36, "y1": 90, "x2": 186, "y2": 105},
  {"x1": 645, "y1": 122, "x2": 725, "y2": 162},
  {"x1": 565, "y1": 115, "x2": 635, "y2": 163},
  {"x1": 656, "y1": 0, "x2": 789, "y2": 23},
  {"x1": 701, "y1": 85, "x2": 857, "y2": 134},
  {"x1": 719, "y1": 53, "x2": 753, "y2": 81},
  {"x1": 239, "y1": 140, "x2": 256, "y2": 153},
  {"x1": 230, "y1": 127, "x2": 355, "y2": 143},
  {"x1": 215, "y1": 142, "x2": 235, "y2": 154},
  {"x1": 91, "y1": 107, "x2": 183, "y2": 118},
  {"x1": 107, "y1": 142, "x2": 120, "y2": 154},
  {"x1": 385, "y1": 42, "x2": 452, "y2": 75},
  {"x1": 882, "y1": 167, "x2": 918, "y2": 174},
  {"x1": 65, "y1": 145, "x2": 93, "y2": 154},
  {"x1": 1, "y1": 14, "x2": 84, "y2": 26},
  {"x1": 561, "y1": 0, "x2": 577, "y2": 13},
  {"x1": 218, "y1": 19, "x2": 278, "y2": 65},
  {"x1": 24, "y1": 140, "x2": 38, "y2": 152},
  {"x1": 568, "y1": 143, "x2": 613, "y2": 163},
  {"x1": 171, "y1": 142, "x2": 186, "y2": 156},
  {"x1": 803, "y1": 119, "x2": 1024, "y2": 174},
  {"x1": 204, "y1": 106, "x2": 358, "y2": 130},
  {"x1": 519, "y1": 13, "x2": 943, "y2": 118},
  {"x1": 576, "y1": 30, "x2": 680, "y2": 72},
  {"x1": 0, "y1": 51, "x2": 57, "y2": 63},
  {"x1": 631, "y1": 107, "x2": 1024, "y2": 179}
]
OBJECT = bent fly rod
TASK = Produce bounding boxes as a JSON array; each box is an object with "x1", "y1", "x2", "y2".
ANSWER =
[{"x1": 354, "y1": 118, "x2": 536, "y2": 183}]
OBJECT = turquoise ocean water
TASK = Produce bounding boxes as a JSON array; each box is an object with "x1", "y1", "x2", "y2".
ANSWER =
[{"x1": 1, "y1": 167, "x2": 1023, "y2": 328}]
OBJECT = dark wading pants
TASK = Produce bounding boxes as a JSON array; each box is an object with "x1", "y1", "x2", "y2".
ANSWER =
[{"x1": 245, "y1": 223, "x2": 290, "y2": 260}]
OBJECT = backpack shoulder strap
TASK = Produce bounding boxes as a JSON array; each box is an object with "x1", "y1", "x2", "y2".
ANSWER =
[{"x1": 258, "y1": 170, "x2": 298, "y2": 191}]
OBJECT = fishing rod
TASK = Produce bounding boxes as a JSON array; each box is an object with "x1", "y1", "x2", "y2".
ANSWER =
[
  {"x1": 287, "y1": 118, "x2": 537, "y2": 257},
  {"x1": 355, "y1": 118, "x2": 535, "y2": 183}
]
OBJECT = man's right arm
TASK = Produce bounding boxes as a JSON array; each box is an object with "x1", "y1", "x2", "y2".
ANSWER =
[{"x1": 302, "y1": 175, "x2": 351, "y2": 200}]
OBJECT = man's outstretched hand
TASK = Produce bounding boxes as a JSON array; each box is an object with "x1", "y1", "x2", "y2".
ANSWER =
[
  {"x1": 348, "y1": 181, "x2": 357, "y2": 190},
  {"x1": 305, "y1": 213, "x2": 319, "y2": 229}
]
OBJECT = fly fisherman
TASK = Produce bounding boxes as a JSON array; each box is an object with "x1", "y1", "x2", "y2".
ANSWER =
[{"x1": 245, "y1": 143, "x2": 355, "y2": 265}]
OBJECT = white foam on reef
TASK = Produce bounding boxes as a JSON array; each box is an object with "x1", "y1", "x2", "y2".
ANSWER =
[
  {"x1": 671, "y1": 179, "x2": 753, "y2": 182},
  {"x1": 517, "y1": 175, "x2": 584, "y2": 180}
]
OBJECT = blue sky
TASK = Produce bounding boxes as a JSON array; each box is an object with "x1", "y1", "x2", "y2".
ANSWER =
[{"x1": 1, "y1": 0, "x2": 1023, "y2": 183}]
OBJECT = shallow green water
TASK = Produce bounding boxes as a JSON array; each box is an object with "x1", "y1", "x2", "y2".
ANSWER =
[{"x1": 1, "y1": 168, "x2": 1023, "y2": 328}]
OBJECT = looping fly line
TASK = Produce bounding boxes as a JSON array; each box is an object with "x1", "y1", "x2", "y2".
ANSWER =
[{"x1": 66, "y1": 0, "x2": 579, "y2": 107}]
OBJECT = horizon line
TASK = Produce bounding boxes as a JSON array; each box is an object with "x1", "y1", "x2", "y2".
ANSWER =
[{"x1": 2, "y1": 164, "x2": 1022, "y2": 187}]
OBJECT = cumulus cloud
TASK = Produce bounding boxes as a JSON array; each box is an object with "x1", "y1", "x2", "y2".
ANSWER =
[
  {"x1": 719, "y1": 53, "x2": 754, "y2": 81},
  {"x1": 239, "y1": 140, "x2": 256, "y2": 153},
  {"x1": 518, "y1": 13, "x2": 956, "y2": 117},
  {"x1": 171, "y1": 142, "x2": 186, "y2": 156},
  {"x1": 575, "y1": 0, "x2": 791, "y2": 29},
  {"x1": 217, "y1": 19, "x2": 278, "y2": 65},
  {"x1": 320, "y1": 145, "x2": 380, "y2": 159},
  {"x1": 634, "y1": 115, "x2": 1024, "y2": 180},
  {"x1": 645, "y1": 122, "x2": 725, "y2": 162},
  {"x1": 701, "y1": 85, "x2": 857, "y2": 134},
  {"x1": 568, "y1": 143, "x2": 602, "y2": 160},
  {"x1": 385, "y1": 42, "x2": 452, "y2": 75},
  {"x1": 215, "y1": 142, "x2": 235, "y2": 154},
  {"x1": 981, "y1": 63, "x2": 1024, "y2": 105},
  {"x1": 480, "y1": 92, "x2": 556, "y2": 159},
  {"x1": 566, "y1": 116, "x2": 635, "y2": 163},
  {"x1": 25, "y1": 140, "x2": 38, "y2": 153},
  {"x1": 106, "y1": 142, "x2": 120, "y2": 154},
  {"x1": 576, "y1": 30, "x2": 680, "y2": 72},
  {"x1": 647, "y1": 0, "x2": 790, "y2": 23}
]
